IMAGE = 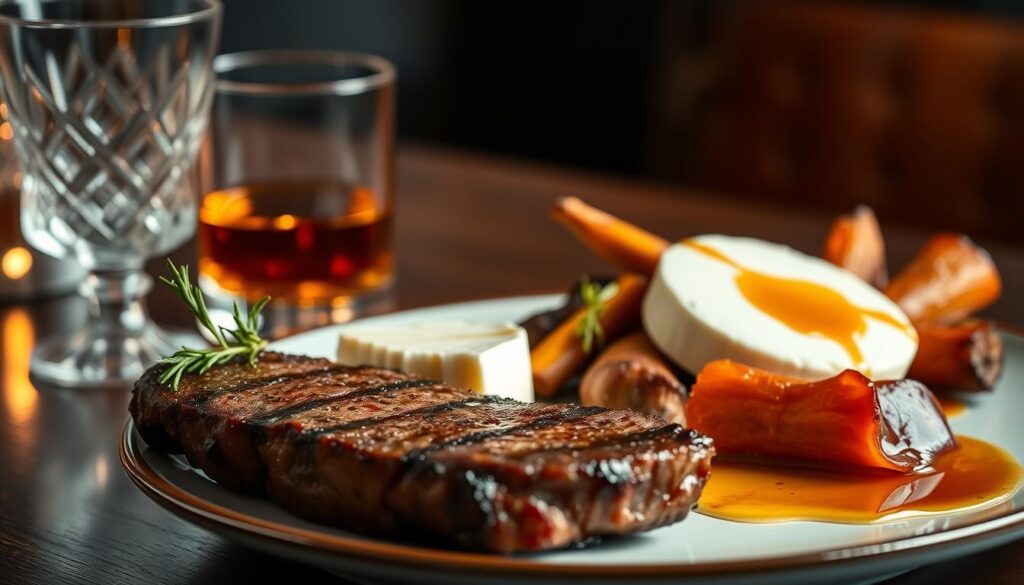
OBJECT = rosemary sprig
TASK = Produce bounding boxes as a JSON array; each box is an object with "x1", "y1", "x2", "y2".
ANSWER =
[
  {"x1": 574, "y1": 277, "x2": 619, "y2": 353},
  {"x1": 157, "y1": 260, "x2": 270, "y2": 390}
]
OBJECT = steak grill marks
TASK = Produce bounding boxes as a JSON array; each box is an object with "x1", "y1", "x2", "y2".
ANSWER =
[
  {"x1": 248, "y1": 378, "x2": 438, "y2": 426},
  {"x1": 185, "y1": 365, "x2": 355, "y2": 407},
  {"x1": 400, "y1": 405, "x2": 608, "y2": 465},
  {"x1": 303, "y1": 395, "x2": 497, "y2": 438}
]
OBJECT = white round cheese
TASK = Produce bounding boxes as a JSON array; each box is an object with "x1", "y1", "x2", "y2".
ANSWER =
[{"x1": 643, "y1": 235, "x2": 918, "y2": 380}]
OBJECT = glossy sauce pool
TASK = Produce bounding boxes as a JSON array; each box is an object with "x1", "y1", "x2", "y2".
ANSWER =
[
  {"x1": 697, "y1": 435, "x2": 1023, "y2": 523},
  {"x1": 682, "y1": 239, "x2": 917, "y2": 375}
]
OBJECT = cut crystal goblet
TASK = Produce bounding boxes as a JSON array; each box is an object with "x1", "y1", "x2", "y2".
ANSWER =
[{"x1": 0, "y1": 0, "x2": 222, "y2": 386}]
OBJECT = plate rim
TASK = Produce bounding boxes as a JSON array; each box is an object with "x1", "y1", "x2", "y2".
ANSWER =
[{"x1": 119, "y1": 294, "x2": 1024, "y2": 580}]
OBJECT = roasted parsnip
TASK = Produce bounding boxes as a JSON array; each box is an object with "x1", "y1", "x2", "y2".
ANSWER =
[
  {"x1": 885, "y1": 234, "x2": 1001, "y2": 324},
  {"x1": 909, "y1": 320, "x2": 1004, "y2": 392},
  {"x1": 823, "y1": 205, "x2": 889, "y2": 288},
  {"x1": 579, "y1": 331, "x2": 686, "y2": 424}
]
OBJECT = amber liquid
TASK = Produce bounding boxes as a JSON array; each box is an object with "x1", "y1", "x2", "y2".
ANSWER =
[
  {"x1": 698, "y1": 435, "x2": 1024, "y2": 523},
  {"x1": 198, "y1": 180, "x2": 393, "y2": 303}
]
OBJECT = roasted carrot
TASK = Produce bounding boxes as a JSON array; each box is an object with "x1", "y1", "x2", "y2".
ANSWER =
[
  {"x1": 685, "y1": 360, "x2": 956, "y2": 471},
  {"x1": 885, "y1": 234, "x2": 1001, "y2": 324},
  {"x1": 551, "y1": 197, "x2": 669, "y2": 275},
  {"x1": 823, "y1": 205, "x2": 889, "y2": 289},
  {"x1": 909, "y1": 320, "x2": 1004, "y2": 392},
  {"x1": 579, "y1": 331, "x2": 686, "y2": 424},
  {"x1": 531, "y1": 274, "x2": 647, "y2": 398}
]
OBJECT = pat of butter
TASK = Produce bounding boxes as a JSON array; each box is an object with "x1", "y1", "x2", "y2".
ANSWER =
[{"x1": 336, "y1": 321, "x2": 534, "y2": 402}]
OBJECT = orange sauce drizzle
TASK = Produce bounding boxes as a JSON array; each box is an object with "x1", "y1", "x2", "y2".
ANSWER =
[
  {"x1": 683, "y1": 239, "x2": 917, "y2": 374},
  {"x1": 698, "y1": 435, "x2": 1022, "y2": 523}
]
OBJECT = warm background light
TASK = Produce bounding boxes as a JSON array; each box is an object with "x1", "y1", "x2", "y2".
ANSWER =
[
  {"x1": 1, "y1": 246, "x2": 32, "y2": 280},
  {"x1": 3, "y1": 308, "x2": 36, "y2": 429}
]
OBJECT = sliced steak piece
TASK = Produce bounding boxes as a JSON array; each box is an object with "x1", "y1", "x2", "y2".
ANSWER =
[{"x1": 130, "y1": 352, "x2": 714, "y2": 552}]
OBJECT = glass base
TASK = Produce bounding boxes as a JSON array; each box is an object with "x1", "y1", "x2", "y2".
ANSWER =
[
  {"x1": 30, "y1": 322, "x2": 203, "y2": 389},
  {"x1": 199, "y1": 274, "x2": 397, "y2": 340}
]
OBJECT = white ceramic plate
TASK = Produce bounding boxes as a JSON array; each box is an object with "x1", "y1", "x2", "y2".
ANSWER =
[{"x1": 121, "y1": 294, "x2": 1024, "y2": 584}]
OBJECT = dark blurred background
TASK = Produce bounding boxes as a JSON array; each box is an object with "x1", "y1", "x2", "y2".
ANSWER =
[{"x1": 220, "y1": 0, "x2": 1024, "y2": 243}]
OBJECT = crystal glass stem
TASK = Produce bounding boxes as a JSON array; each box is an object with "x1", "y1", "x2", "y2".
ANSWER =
[
  {"x1": 0, "y1": 0, "x2": 221, "y2": 387},
  {"x1": 30, "y1": 268, "x2": 192, "y2": 388}
]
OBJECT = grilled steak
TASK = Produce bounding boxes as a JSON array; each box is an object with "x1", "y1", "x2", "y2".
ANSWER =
[{"x1": 130, "y1": 352, "x2": 714, "y2": 552}]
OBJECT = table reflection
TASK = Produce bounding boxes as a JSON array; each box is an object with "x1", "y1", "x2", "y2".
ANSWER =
[
  {"x1": 0, "y1": 290, "x2": 331, "y2": 582},
  {"x1": 1, "y1": 297, "x2": 86, "y2": 475},
  {"x1": 3, "y1": 308, "x2": 35, "y2": 426}
]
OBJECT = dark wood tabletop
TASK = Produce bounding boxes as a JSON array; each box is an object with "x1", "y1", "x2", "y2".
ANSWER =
[{"x1": 2, "y1": 143, "x2": 1023, "y2": 584}]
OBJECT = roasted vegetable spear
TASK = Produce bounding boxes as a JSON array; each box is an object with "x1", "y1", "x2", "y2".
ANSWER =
[
  {"x1": 908, "y1": 320, "x2": 1004, "y2": 392},
  {"x1": 884, "y1": 233, "x2": 1004, "y2": 391},
  {"x1": 552, "y1": 197, "x2": 668, "y2": 275},
  {"x1": 885, "y1": 233, "x2": 1002, "y2": 324},
  {"x1": 823, "y1": 205, "x2": 889, "y2": 289},
  {"x1": 530, "y1": 274, "x2": 647, "y2": 398}
]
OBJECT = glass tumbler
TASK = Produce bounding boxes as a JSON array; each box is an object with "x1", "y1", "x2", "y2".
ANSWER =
[
  {"x1": 199, "y1": 50, "x2": 396, "y2": 338},
  {"x1": 0, "y1": 0, "x2": 221, "y2": 387}
]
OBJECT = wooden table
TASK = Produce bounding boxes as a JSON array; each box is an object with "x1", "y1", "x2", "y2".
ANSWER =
[{"x1": 2, "y1": 144, "x2": 1023, "y2": 584}]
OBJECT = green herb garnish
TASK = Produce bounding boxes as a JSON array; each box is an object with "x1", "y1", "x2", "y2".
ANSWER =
[
  {"x1": 574, "y1": 277, "x2": 619, "y2": 353},
  {"x1": 157, "y1": 260, "x2": 270, "y2": 390}
]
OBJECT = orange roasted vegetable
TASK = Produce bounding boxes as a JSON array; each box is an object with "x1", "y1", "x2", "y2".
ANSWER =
[
  {"x1": 685, "y1": 360, "x2": 956, "y2": 472},
  {"x1": 519, "y1": 276, "x2": 615, "y2": 347},
  {"x1": 885, "y1": 233, "x2": 1001, "y2": 324},
  {"x1": 530, "y1": 274, "x2": 647, "y2": 398},
  {"x1": 551, "y1": 197, "x2": 668, "y2": 275},
  {"x1": 909, "y1": 320, "x2": 1004, "y2": 392},
  {"x1": 579, "y1": 331, "x2": 686, "y2": 424},
  {"x1": 823, "y1": 205, "x2": 888, "y2": 289}
]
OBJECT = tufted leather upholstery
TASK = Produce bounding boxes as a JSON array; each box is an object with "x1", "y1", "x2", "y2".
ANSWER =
[{"x1": 670, "y1": 2, "x2": 1024, "y2": 242}]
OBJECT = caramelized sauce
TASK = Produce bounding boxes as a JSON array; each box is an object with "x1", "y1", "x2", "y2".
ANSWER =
[
  {"x1": 698, "y1": 435, "x2": 1022, "y2": 523},
  {"x1": 683, "y1": 240, "x2": 917, "y2": 374}
]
